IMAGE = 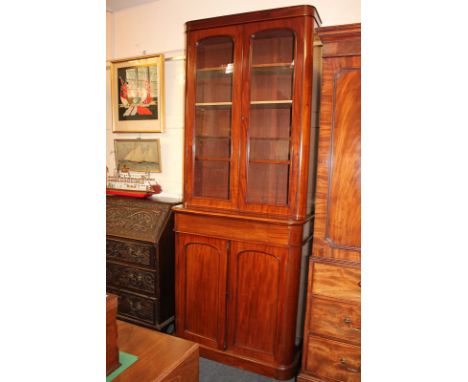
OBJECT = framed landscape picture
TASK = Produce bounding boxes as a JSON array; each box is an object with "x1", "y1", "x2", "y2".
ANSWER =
[
  {"x1": 114, "y1": 139, "x2": 162, "y2": 173},
  {"x1": 110, "y1": 54, "x2": 165, "y2": 132}
]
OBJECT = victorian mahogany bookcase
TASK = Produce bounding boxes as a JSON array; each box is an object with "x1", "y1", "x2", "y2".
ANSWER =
[{"x1": 173, "y1": 5, "x2": 322, "y2": 379}]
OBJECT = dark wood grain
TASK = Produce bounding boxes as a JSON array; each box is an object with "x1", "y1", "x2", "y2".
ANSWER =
[{"x1": 106, "y1": 196, "x2": 178, "y2": 331}]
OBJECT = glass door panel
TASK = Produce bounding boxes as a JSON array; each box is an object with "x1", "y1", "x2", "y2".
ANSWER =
[
  {"x1": 246, "y1": 29, "x2": 295, "y2": 206},
  {"x1": 247, "y1": 163, "x2": 289, "y2": 205},
  {"x1": 194, "y1": 37, "x2": 234, "y2": 200}
]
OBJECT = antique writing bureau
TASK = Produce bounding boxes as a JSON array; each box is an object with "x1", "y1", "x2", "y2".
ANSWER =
[
  {"x1": 173, "y1": 5, "x2": 322, "y2": 380},
  {"x1": 297, "y1": 23, "x2": 361, "y2": 382},
  {"x1": 106, "y1": 195, "x2": 179, "y2": 331}
]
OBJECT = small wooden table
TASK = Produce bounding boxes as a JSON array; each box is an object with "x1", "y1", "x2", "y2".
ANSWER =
[{"x1": 113, "y1": 320, "x2": 199, "y2": 382}]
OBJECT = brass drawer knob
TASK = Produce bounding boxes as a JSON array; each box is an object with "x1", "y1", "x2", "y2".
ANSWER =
[
  {"x1": 340, "y1": 358, "x2": 361, "y2": 373},
  {"x1": 343, "y1": 317, "x2": 361, "y2": 332}
]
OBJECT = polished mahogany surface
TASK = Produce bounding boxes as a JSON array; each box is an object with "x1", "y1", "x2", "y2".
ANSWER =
[
  {"x1": 297, "y1": 23, "x2": 361, "y2": 382},
  {"x1": 113, "y1": 321, "x2": 199, "y2": 382},
  {"x1": 183, "y1": 6, "x2": 320, "y2": 220},
  {"x1": 175, "y1": 6, "x2": 321, "y2": 379}
]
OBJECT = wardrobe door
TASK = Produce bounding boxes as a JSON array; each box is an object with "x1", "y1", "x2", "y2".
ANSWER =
[
  {"x1": 175, "y1": 233, "x2": 228, "y2": 349},
  {"x1": 313, "y1": 45, "x2": 361, "y2": 262}
]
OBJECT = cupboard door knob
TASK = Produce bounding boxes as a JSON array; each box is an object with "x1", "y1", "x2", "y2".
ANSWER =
[{"x1": 340, "y1": 358, "x2": 360, "y2": 373}]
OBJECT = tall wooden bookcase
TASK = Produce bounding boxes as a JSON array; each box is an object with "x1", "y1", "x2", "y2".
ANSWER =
[
  {"x1": 173, "y1": 6, "x2": 322, "y2": 379},
  {"x1": 297, "y1": 23, "x2": 361, "y2": 382}
]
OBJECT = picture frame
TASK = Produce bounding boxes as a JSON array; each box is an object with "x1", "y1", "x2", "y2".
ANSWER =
[
  {"x1": 114, "y1": 139, "x2": 162, "y2": 173},
  {"x1": 110, "y1": 54, "x2": 165, "y2": 133}
]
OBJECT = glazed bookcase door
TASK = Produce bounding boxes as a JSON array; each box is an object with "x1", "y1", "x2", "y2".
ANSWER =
[
  {"x1": 239, "y1": 19, "x2": 306, "y2": 216},
  {"x1": 184, "y1": 26, "x2": 243, "y2": 210}
]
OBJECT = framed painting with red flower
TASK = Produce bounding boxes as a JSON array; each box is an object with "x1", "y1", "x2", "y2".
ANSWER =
[{"x1": 110, "y1": 54, "x2": 165, "y2": 132}]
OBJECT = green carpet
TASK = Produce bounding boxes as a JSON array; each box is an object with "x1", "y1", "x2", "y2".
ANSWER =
[{"x1": 106, "y1": 351, "x2": 138, "y2": 382}]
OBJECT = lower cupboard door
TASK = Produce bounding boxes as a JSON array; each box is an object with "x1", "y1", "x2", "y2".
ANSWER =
[
  {"x1": 226, "y1": 241, "x2": 289, "y2": 362},
  {"x1": 175, "y1": 233, "x2": 228, "y2": 350}
]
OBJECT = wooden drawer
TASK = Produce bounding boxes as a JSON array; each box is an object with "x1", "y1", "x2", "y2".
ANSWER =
[
  {"x1": 107, "y1": 262, "x2": 158, "y2": 296},
  {"x1": 312, "y1": 262, "x2": 360, "y2": 303},
  {"x1": 306, "y1": 335, "x2": 360, "y2": 382},
  {"x1": 109, "y1": 288, "x2": 160, "y2": 327},
  {"x1": 106, "y1": 238, "x2": 155, "y2": 267},
  {"x1": 309, "y1": 296, "x2": 360, "y2": 345}
]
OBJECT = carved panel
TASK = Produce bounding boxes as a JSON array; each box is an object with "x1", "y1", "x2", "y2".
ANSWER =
[
  {"x1": 114, "y1": 290, "x2": 158, "y2": 325},
  {"x1": 106, "y1": 197, "x2": 171, "y2": 242},
  {"x1": 106, "y1": 239, "x2": 154, "y2": 267},
  {"x1": 107, "y1": 262, "x2": 158, "y2": 295}
]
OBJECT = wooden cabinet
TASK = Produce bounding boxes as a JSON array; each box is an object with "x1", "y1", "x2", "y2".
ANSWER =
[
  {"x1": 174, "y1": 213, "x2": 307, "y2": 379},
  {"x1": 175, "y1": 6, "x2": 323, "y2": 379},
  {"x1": 106, "y1": 196, "x2": 179, "y2": 331},
  {"x1": 183, "y1": 5, "x2": 321, "y2": 219},
  {"x1": 297, "y1": 23, "x2": 361, "y2": 382}
]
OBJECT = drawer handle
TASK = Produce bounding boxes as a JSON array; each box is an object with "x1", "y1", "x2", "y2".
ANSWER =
[
  {"x1": 343, "y1": 317, "x2": 361, "y2": 332},
  {"x1": 340, "y1": 358, "x2": 361, "y2": 373}
]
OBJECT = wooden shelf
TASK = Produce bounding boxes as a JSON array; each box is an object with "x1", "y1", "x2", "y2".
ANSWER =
[
  {"x1": 249, "y1": 159, "x2": 290, "y2": 165},
  {"x1": 251, "y1": 63, "x2": 294, "y2": 73},
  {"x1": 196, "y1": 135, "x2": 231, "y2": 139},
  {"x1": 195, "y1": 156, "x2": 230, "y2": 162},
  {"x1": 251, "y1": 100, "x2": 292, "y2": 105},
  {"x1": 252, "y1": 62, "x2": 293, "y2": 69},
  {"x1": 195, "y1": 102, "x2": 233, "y2": 107},
  {"x1": 249, "y1": 137, "x2": 290, "y2": 141},
  {"x1": 197, "y1": 65, "x2": 234, "y2": 73}
]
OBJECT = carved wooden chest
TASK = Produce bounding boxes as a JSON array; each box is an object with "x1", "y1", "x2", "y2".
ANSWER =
[{"x1": 106, "y1": 196, "x2": 179, "y2": 331}]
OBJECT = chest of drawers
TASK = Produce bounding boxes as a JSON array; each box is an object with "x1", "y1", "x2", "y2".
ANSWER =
[
  {"x1": 106, "y1": 196, "x2": 179, "y2": 331},
  {"x1": 297, "y1": 23, "x2": 361, "y2": 382}
]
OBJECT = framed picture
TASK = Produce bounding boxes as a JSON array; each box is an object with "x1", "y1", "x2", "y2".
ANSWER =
[
  {"x1": 110, "y1": 54, "x2": 165, "y2": 133},
  {"x1": 114, "y1": 139, "x2": 162, "y2": 173}
]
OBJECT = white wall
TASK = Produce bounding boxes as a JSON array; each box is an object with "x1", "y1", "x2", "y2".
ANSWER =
[{"x1": 106, "y1": 0, "x2": 360, "y2": 199}]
